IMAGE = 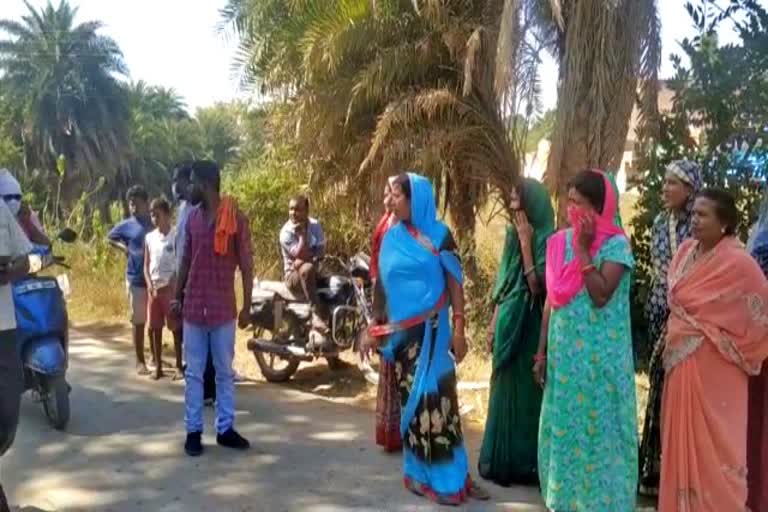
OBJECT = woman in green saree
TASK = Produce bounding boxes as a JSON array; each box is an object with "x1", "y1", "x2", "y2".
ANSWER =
[{"x1": 478, "y1": 178, "x2": 555, "y2": 486}]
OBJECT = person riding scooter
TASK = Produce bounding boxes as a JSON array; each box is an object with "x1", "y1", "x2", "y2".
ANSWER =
[{"x1": 0, "y1": 169, "x2": 50, "y2": 247}]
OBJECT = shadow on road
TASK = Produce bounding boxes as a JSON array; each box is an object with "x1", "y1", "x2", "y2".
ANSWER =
[{"x1": 6, "y1": 325, "x2": 547, "y2": 511}]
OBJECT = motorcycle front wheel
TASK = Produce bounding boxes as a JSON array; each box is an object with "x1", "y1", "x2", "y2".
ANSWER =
[{"x1": 42, "y1": 374, "x2": 70, "y2": 430}]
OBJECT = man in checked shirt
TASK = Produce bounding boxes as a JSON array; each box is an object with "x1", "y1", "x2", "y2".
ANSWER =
[{"x1": 173, "y1": 160, "x2": 253, "y2": 457}]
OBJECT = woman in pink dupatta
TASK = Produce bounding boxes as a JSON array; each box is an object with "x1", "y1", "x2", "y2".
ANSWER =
[
  {"x1": 536, "y1": 170, "x2": 639, "y2": 511},
  {"x1": 371, "y1": 177, "x2": 402, "y2": 452},
  {"x1": 659, "y1": 188, "x2": 768, "y2": 512}
]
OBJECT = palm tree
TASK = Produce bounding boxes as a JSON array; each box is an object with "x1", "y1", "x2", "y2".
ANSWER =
[
  {"x1": 126, "y1": 81, "x2": 188, "y2": 121},
  {"x1": 121, "y1": 81, "x2": 197, "y2": 203},
  {"x1": 196, "y1": 102, "x2": 244, "y2": 168},
  {"x1": 222, "y1": 0, "x2": 547, "y2": 271},
  {"x1": 539, "y1": 0, "x2": 661, "y2": 217},
  {"x1": 0, "y1": 0, "x2": 131, "y2": 218}
]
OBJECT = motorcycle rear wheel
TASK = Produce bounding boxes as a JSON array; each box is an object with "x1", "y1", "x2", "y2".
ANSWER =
[
  {"x1": 254, "y1": 351, "x2": 300, "y2": 383},
  {"x1": 42, "y1": 375, "x2": 70, "y2": 431}
]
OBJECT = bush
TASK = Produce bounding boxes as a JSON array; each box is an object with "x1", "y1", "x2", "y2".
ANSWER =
[
  {"x1": 53, "y1": 207, "x2": 127, "y2": 323},
  {"x1": 223, "y1": 146, "x2": 371, "y2": 278},
  {"x1": 224, "y1": 150, "x2": 305, "y2": 277},
  {"x1": 629, "y1": 0, "x2": 768, "y2": 370}
]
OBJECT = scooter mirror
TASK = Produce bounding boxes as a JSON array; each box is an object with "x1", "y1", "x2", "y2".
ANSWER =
[
  {"x1": 57, "y1": 228, "x2": 78, "y2": 243},
  {"x1": 28, "y1": 254, "x2": 43, "y2": 273}
]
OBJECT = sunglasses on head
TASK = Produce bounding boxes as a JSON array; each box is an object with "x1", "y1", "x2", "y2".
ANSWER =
[{"x1": 2, "y1": 194, "x2": 21, "y2": 202}]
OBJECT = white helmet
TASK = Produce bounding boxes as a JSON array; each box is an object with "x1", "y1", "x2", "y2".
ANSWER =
[{"x1": 0, "y1": 168, "x2": 22, "y2": 216}]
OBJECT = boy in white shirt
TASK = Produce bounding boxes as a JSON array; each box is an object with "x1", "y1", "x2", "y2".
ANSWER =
[{"x1": 143, "y1": 198, "x2": 181, "y2": 380}]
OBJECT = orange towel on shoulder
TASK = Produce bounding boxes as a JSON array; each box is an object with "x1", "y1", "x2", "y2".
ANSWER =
[{"x1": 214, "y1": 197, "x2": 238, "y2": 256}]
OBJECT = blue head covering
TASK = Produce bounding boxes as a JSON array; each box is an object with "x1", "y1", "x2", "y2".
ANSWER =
[
  {"x1": 407, "y1": 173, "x2": 440, "y2": 239},
  {"x1": 378, "y1": 172, "x2": 462, "y2": 334}
]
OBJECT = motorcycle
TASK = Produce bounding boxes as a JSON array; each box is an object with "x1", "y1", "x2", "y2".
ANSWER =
[
  {"x1": 247, "y1": 253, "x2": 378, "y2": 384},
  {"x1": 12, "y1": 228, "x2": 77, "y2": 430}
]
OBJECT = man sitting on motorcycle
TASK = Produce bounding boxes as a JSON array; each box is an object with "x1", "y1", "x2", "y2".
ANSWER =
[
  {"x1": 0, "y1": 169, "x2": 50, "y2": 247},
  {"x1": 279, "y1": 195, "x2": 329, "y2": 333}
]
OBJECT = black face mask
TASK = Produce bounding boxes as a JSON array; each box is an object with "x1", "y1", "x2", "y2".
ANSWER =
[{"x1": 188, "y1": 187, "x2": 204, "y2": 206}]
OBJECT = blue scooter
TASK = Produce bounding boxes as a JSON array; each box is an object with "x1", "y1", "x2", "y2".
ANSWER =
[{"x1": 12, "y1": 228, "x2": 77, "y2": 431}]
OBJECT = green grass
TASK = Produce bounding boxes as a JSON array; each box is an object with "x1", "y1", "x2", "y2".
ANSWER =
[{"x1": 58, "y1": 240, "x2": 127, "y2": 324}]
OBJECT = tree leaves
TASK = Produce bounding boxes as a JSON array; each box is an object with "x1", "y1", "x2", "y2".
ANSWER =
[
  {"x1": 630, "y1": 0, "x2": 768, "y2": 367},
  {"x1": 0, "y1": 0, "x2": 131, "y2": 215}
]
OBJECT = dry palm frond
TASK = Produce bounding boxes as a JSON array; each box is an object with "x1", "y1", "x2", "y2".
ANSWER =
[
  {"x1": 346, "y1": 33, "x2": 447, "y2": 124},
  {"x1": 361, "y1": 88, "x2": 476, "y2": 171},
  {"x1": 494, "y1": 0, "x2": 521, "y2": 99},
  {"x1": 362, "y1": 86, "x2": 518, "y2": 211},
  {"x1": 463, "y1": 28, "x2": 484, "y2": 97}
]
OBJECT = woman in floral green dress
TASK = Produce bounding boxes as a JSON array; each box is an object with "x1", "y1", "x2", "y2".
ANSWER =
[{"x1": 534, "y1": 169, "x2": 638, "y2": 511}]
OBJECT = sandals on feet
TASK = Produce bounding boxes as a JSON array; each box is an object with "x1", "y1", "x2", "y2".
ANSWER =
[{"x1": 468, "y1": 481, "x2": 490, "y2": 501}]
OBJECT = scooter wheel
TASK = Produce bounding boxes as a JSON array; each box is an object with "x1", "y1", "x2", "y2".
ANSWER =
[{"x1": 42, "y1": 375, "x2": 70, "y2": 431}]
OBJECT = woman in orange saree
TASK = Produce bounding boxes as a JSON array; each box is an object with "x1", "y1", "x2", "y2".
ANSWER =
[{"x1": 659, "y1": 188, "x2": 768, "y2": 512}]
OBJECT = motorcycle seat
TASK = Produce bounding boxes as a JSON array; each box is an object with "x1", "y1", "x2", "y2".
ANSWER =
[{"x1": 257, "y1": 280, "x2": 301, "y2": 302}]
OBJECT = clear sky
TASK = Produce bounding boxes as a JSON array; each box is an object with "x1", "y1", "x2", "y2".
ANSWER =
[
  {"x1": 0, "y1": 0, "x2": 241, "y2": 113},
  {"x1": 0, "y1": 0, "x2": 762, "y2": 113}
]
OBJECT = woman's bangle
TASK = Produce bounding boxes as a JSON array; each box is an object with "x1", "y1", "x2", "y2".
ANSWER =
[
  {"x1": 524, "y1": 266, "x2": 536, "y2": 276},
  {"x1": 581, "y1": 263, "x2": 596, "y2": 274},
  {"x1": 452, "y1": 312, "x2": 465, "y2": 322},
  {"x1": 533, "y1": 353, "x2": 547, "y2": 362}
]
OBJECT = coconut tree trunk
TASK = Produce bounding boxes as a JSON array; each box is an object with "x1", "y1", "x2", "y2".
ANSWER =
[
  {"x1": 545, "y1": 0, "x2": 660, "y2": 224},
  {"x1": 448, "y1": 175, "x2": 481, "y2": 302}
]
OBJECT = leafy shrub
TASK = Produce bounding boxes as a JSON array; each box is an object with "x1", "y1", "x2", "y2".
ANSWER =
[
  {"x1": 629, "y1": 0, "x2": 768, "y2": 370},
  {"x1": 223, "y1": 149, "x2": 305, "y2": 277}
]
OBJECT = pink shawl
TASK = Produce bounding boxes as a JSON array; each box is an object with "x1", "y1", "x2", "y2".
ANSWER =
[{"x1": 545, "y1": 170, "x2": 626, "y2": 309}]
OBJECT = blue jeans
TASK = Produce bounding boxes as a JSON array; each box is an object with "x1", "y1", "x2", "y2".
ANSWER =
[{"x1": 183, "y1": 321, "x2": 236, "y2": 434}]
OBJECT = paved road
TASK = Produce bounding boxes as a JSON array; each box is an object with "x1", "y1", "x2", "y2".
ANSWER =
[{"x1": 3, "y1": 330, "x2": 545, "y2": 511}]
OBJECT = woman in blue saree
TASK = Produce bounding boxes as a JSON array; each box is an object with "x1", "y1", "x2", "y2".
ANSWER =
[{"x1": 366, "y1": 173, "x2": 488, "y2": 505}]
